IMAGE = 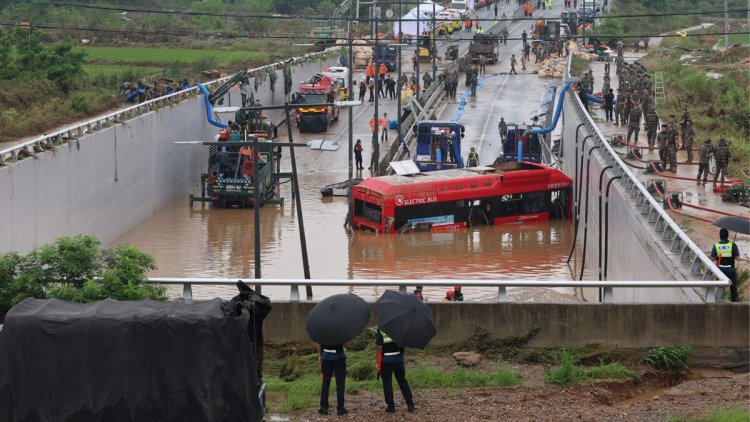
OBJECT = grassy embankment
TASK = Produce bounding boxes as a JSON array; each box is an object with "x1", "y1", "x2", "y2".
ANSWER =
[
  {"x1": 0, "y1": 41, "x2": 309, "y2": 144},
  {"x1": 264, "y1": 329, "x2": 643, "y2": 414},
  {"x1": 639, "y1": 32, "x2": 749, "y2": 178}
]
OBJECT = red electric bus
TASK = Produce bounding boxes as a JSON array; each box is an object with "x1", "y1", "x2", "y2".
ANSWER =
[{"x1": 352, "y1": 162, "x2": 573, "y2": 233}]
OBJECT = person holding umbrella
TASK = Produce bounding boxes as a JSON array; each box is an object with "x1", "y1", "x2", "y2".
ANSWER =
[
  {"x1": 306, "y1": 294, "x2": 370, "y2": 416},
  {"x1": 375, "y1": 328, "x2": 415, "y2": 413},
  {"x1": 374, "y1": 290, "x2": 437, "y2": 413}
]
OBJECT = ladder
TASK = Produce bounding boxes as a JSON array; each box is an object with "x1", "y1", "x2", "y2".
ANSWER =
[{"x1": 654, "y1": 71, "x2": 666, "y2": 103}]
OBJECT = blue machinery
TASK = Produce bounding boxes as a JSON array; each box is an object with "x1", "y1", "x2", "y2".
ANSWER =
[{"x1": 513, "y1": 77, "x2": 582, "y2": 163}]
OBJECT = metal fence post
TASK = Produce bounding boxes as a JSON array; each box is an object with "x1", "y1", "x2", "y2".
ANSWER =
[
  {"x1": 290, "y1": 285, "x2": 300, "y2": 302},
  {"x1": 182, "y1": 283, "x2": 193, "y2": 300},
  {"x1": 497, "y1": 286, "x2": 507, "y2": 302}
]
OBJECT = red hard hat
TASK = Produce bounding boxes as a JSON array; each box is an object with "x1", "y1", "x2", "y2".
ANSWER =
[
  {"x1": 446, "y1": 291, "x2": 454, "y2": 298},
  {"x1": 454, "y1": 285, "x2": 462, "y2": 291}
]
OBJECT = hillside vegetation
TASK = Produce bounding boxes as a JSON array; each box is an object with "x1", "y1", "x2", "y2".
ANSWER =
[{"x1": 595, "y1": 0, "x2": 746, "y2": 40}]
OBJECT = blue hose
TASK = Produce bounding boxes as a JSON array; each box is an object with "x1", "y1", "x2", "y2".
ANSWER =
[
  {"x1": 197, "y1": 83, "x2": 228, "y2": 129},
  {"x1": 529, "y1": 78, "x2": 580, "y2": 135},
  {"x1": 517, "y1": 139, "x2": 524, "y2": 163}
]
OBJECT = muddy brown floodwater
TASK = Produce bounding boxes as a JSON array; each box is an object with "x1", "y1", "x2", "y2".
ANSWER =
[{"x1": 112, "y1": 170, "x2": 578, "y2": 301}]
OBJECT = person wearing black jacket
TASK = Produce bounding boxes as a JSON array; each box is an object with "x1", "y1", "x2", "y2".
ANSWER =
[
  {"x1": 603, "y1": 89, "x2": 615, "y2": 122},
  {"x1": 375, "y1": 329, "x2": 415, "y2": 413},
  {"x1": 317, "y1": 343, "x2": 348, "y2": 416}
]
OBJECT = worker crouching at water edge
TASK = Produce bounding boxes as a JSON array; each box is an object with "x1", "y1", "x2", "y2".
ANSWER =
[{"x1": 376, "y1": 328, "x2": 415, "y2": 413}]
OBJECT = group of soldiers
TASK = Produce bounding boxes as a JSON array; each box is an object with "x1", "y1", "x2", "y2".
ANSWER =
[
  {"x1": 594, "y1": 46, "x2": 733, "y2": 186},
  {"x1": 441, "y1": 71, "x2": 461, "y2": 101}
]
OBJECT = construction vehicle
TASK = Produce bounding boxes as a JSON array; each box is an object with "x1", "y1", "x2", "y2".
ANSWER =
[
  {"x1": 417, "y1": 32, "x2": 436, "y2": 62},
  {"x1": 373, "y1": 44, "x2": 398, "y2": 71},
  {"x1": 469, "y1": 33, "x2": 499, "y2": 63},
  {"x1": 310, "y1": 0, "x2": 352, "y2": 49},
  {"x1": 191, "y1": 69, "x2": 280, "y2": 208},
  {"x1": 291, "y1": 74, "x2": 340, "y2": 132},
  {"x1": 531, "y1": 19, "x2": 563, "y2": 41},
  {"x1": 413, "y1": 121, "x2": 465, "y2": 171},
  {"x1": 502, "y1": 124, "x2": 544, "y2": 163},
  {"x1": 192, "y1": 135, "x2": 279, "y2": 208},
  {"x1": 561, "y1": 11, "x2": 578, "y2": 35}
]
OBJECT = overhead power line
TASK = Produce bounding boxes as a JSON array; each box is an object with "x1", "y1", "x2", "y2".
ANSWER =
[
  {"x1": 18, "y1": 0, "x2": 750, "y2": 23},
  {"x1": 1, "y1": 20, "x2": 747, "y2": 43}
]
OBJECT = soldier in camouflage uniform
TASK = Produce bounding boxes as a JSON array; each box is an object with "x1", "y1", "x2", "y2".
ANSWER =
[
  {"x1": 641, "y1": 89, "x2": 652, "y2": 119},
  {"x1": 682, "y1": 120, "x2": 696, "y2": 162},
  {"x1": 679, "y1": 108, "x2": 691, "y2": 149},
  {"x1": 626, "y1": 102, "x2": 642, "y2": 144},
  {"x1": 614, "y1": 89, "x2": 625, "y2": 125},
  {"x1": 696, "y1": 138, "x2": 713, "y2": 185},
  {"x1": 621, "y1": 90, "x2": 631, "y2": 126},
  {"x1": 666, "y1": 125, "x2": 678, "y2": 172},
  {"x1": 644, "y1": 108, "x2": 659, "y2": 149},
  {"x1": 657, "y1": 124, "x2": 670, "y2": 169},
  {"x1": 713, "y1": 138, "x2": 731, "y2": 186}
]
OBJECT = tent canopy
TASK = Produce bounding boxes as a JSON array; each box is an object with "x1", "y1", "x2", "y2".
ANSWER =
[{"x1": 398, "y1": 10, "x2": 433, "y2": 36}]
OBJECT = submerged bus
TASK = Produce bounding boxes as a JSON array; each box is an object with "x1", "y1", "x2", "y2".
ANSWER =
[{"x1": 352, "y1": 162, "x2": 572, "y2": 233}]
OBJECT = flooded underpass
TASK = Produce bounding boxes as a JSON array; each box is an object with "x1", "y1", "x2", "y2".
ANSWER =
[{"x1": 112, "y1": 169, "x2": 581, "y2": 302}]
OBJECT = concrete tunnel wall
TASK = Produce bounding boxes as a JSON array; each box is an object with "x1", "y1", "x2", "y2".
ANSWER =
[
  {"x1": 264, "y1": 302, "x2": 749, "y2": 359},
  {"x1": 560, "y1": 97, "x2": 706, "y2": 303},
  {"x1": 0, "y1": 57, "x2": 339, "y2": 254}
]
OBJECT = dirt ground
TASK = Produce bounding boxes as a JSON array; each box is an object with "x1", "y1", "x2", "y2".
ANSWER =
[{"x1": 283, "y1": 366, "x2": 749, "y2": 422}]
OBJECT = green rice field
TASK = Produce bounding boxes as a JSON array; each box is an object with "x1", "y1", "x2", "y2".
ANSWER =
[{"x1": 82, "y1": 64, "x2": 164, "y2": 76}]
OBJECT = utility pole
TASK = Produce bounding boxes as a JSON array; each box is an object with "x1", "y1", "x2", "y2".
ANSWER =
[
  {"x1": 432, "y1": 1, "x2": 436, "y2": 81},
  {"x1": 397, "y1": 0, "x2": 403, "y2": 159},
  {"x1": 373, "y1": 14, "x2": 380, "y2": 176},
  {"x1": 724, "y1": 0, "x2": 729, "y2": 50}
]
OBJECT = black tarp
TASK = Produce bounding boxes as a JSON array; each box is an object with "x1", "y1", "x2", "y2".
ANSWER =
[{"x1": 0, "y1": 290, "x2": 270, "y2": 422}]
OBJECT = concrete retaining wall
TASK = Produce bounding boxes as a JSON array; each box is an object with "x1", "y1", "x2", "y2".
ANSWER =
[
  {"x1": 0, "y1": 57, "x2": 338, "y2": 254},
  {"x1": 559, "y1": 94, "x2": 711, "y2": 303},
  {"x1": 265, "y1": 302, "x2": 749, "y2": 355}
]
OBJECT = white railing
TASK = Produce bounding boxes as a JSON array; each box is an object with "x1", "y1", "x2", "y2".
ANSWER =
[
  {"x1": 563, "y1": 53, "x2": 728, "y2": 283},
  {"x1": 0, "y1": 48, "x2": 342, "y2": 166},
  {"x1": 147, "y1": 277, "x2": 729, "y2": 303}
]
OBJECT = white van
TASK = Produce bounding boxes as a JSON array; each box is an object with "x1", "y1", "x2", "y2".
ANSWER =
[{"x1": 450, "y1": 0, "x2": 474, "y2": 18}]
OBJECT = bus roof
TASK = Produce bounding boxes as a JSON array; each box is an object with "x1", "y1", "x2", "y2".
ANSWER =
[{"x1": 356, "y1": 162, "x2": 572, "y2": 198}]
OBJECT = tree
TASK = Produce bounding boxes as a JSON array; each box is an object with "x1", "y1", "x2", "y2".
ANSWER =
[
  {"x1": 0, "y1": 29, "x2": 19, "y2": 80},
  {"x1": 38, "y1": 41, "x2": 86, "y2": 92},
  {"x1": 316, "y1": 0, "x2": 336, "y2": 17},
  {"x1": 0, "y1": 235, "x2": 166, "y2": 317}
]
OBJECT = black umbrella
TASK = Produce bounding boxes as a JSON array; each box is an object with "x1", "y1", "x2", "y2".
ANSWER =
[
  {"x1": 375, "y1": 290, "x2": 436, "y2": 349},
  {"x1": 305, "y1": 294, "x2": 370, "y2": 345},
  {"x1": 713, "y1": 216, "x2": 750, "y2": 235}
]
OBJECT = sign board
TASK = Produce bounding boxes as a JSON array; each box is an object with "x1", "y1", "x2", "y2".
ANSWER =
[{"x1": 390, "y1": 160, "x2": 421, "y2": 176}]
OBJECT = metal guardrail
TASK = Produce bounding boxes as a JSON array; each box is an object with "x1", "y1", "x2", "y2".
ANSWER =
[
  {"x1": 563, "y1": 53, "x2": 729, "y2": 285},
  {"x1": 147, "y1": 277, "x2": 729, "y2": 303},
  {"x1": 0, "y1": 48, "x2": 342, "y2": 167}
]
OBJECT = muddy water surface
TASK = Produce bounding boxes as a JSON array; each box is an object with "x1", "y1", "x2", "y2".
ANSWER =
[{"x1": 112, "y1": 170, "x2": 577, "y2": 301}]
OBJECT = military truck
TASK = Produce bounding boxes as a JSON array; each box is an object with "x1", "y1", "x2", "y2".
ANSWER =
[{"x1": 468, "y1": 33, "x2": 499, "y2": 63}]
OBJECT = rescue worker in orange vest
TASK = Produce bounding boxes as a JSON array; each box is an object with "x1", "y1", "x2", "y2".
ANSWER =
[
  {"x1": 465, "y1": 18, "x2": 472, "y2": 32},
  {"x1": 711, "y1": 228, "x2": 741, "y2": 302},
  {"x1": 366, "y1": 63, "x2": 376, "y2": 84},
  {"x1": 378, "y1": 63, "x2": 388, "y2": 84}
]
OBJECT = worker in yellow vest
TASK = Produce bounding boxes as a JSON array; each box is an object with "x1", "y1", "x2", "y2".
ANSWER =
[
  {"x1": 375, "y1": 328, "x2": 415, "y2": 413},
  {"x1": 711, "y1": 228, "x2": 741, "y2": 302}
]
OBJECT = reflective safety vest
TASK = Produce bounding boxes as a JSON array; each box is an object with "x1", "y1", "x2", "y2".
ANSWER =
[
  {"x1": 714, "y1": 242, "x2": 735, "y2": 268},
  {"x1": 380, "y1": 330, "x2": 402, "y2": 356}
]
